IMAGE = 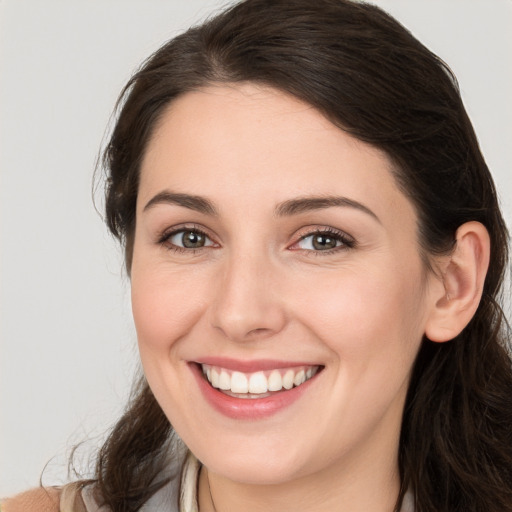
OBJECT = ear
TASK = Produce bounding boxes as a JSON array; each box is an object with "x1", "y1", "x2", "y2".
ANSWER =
[{"x1": 424, "y1": 221, "x2": 490, "y2": 343}]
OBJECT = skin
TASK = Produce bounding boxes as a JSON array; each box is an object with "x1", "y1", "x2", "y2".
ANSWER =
[{"x1": 131, "y1": 83, "x2": 445, "y2": 512}]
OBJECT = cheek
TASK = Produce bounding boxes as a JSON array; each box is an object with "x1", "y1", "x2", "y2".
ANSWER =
[
  {"x1": 292, "y1": 261, "x2": 428, "y2": 362},
  {"x1": 129, "y1": 263, "x2": 213, "y2": 415},
  {"x1": 130, "y1": 264, "x2": 209, "y2": 355}
]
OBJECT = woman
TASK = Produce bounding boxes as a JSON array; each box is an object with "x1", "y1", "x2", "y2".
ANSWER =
[{"x1": 4, "y1": 0, "x2": 511, "y2": 511}]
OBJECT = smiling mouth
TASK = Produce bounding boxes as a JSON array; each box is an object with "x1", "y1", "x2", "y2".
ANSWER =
[{"x1": 199, "y1": 363, "x2": 322, "y2": 399}]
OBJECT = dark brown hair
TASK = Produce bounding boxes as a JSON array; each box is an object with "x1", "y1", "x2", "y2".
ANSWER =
[{"x1": 93, "y1": 1, "x2": 512, "y2": 511}]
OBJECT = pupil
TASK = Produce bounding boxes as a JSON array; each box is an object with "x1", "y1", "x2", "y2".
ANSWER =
[
  {"x1": 182, "y1": 231, "x2": 204, "y2": 248},
  {"x1": 312, "y1": 235, "x2": 337, "y2": 250}
]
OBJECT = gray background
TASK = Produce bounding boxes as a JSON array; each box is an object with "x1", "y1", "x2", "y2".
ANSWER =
[{"x1": 1, "y1": 0, "x2": 511, "y2": 497}]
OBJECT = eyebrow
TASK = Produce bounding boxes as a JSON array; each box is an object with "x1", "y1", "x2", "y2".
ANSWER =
[
  {"x1": 275, "y1": 196, "x2": 380, "y2": 223},
  {"x1": 143, "y1": 191, "x2": 217, "y2": 216},
  {"x1": 143, "y1": 191, "x2": 379, "y2": 223}
]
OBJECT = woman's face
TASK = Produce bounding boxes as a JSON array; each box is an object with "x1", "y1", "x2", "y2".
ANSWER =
[{"x1": 131, "y1": 84, "x2": 439, "y2": 485}]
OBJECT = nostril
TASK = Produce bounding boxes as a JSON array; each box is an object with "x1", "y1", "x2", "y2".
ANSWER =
[{"x1": 247, "y1": 327, "x2": 272, "y2": 337}]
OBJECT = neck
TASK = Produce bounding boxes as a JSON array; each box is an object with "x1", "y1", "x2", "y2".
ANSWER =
[{"x1": 198, "y1": 446, "x2": 401, "y2": 512}]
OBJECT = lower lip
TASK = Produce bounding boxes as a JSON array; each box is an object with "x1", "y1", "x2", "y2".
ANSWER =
[{"x1": 189, "y1": 363, "x2": 320, "y2": 420}]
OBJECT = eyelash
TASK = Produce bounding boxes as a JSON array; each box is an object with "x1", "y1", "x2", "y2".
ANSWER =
[
  {"x1": 157, "y1": 225, "x2": 355, "y2": 255},
  {"x1": 158, "y1": 225, "x2": 214, "y2": 254},
  {"x1": 292, "y1": 227, "x2": 355, "y2": 255}
]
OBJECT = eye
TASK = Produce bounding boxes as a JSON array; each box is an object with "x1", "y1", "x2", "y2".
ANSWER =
[
  {"x1": 292, "y1": 228, "x2": 354, "y2": 253},
  {"x1": 160, "y1": 227, "x2": 216, "y2": 251}
]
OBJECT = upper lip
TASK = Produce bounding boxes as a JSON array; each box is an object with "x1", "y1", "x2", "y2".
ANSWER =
[{"x1": 192, "y1": 357, "x2": 321, "y2": 373}]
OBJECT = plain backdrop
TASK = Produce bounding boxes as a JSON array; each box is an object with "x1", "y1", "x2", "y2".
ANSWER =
[{"x1": 1, "y1": 0, "x2": 511, "y2": 497}]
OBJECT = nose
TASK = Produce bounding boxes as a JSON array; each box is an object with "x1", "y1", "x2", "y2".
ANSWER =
[{"x1": 209, "y1": 251, "x2": 287, "y2": 343}]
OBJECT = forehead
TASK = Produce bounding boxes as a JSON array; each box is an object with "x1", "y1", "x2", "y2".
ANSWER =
[{"x1": 138, "y1": 83, "x2": 413, "y2": 224}]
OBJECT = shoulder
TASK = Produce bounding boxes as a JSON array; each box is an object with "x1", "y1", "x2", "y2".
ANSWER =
[{"x1": 1, "y1": 487, "x2": 61, "y2": 512}]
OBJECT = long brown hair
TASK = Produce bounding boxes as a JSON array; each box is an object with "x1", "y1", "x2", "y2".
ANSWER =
[{"x1": 92, "y1": 1, "x2": 512, "y2": 510}]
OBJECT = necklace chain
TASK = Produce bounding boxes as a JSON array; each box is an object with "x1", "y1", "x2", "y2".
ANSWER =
[{"x1": 206, "y1": 468, "x2": 218, "y2": 512}]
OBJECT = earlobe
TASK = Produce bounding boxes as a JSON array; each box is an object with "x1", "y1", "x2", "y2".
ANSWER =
[{"x1": 424, "y1": 221, "x2": 490, "y2": 343}]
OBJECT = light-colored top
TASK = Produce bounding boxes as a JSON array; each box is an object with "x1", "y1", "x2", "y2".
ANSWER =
[{"x1": 2, "y1": 452, "x2": 415, "y2": 511}]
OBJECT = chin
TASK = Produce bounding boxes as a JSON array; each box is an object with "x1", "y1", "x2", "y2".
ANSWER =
[
  {"x1": 207, "y1": 453, "x2": 306, "y2": 485},
  {"x1": 185, "y1": 430, "x2": 315, "y2": 485}
]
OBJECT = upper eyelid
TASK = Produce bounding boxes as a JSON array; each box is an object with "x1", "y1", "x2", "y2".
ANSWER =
[
  {"x1": 292, "y1": 225, "x2": 354, "y2": 241},
  {"x1": 289, "y1": 226, "x2": 356, "y2": 251},
  {"x1": 158, "y1": 226, "x2": 217, "y2": 253},
  {"x1": 159, "y1": 223, "x2": 213, "y2": 240}
]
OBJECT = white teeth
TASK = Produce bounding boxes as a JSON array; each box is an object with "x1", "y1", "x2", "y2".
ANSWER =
[
  {"x1": 267, "y1": 370, "x2": 283, "y2": 391},
  {"x1": 211, "y1": 368, "x2": 220, "y2": 388},
  {"x1": 293, "y1": 369, "x2": 305, "y2": 386},
  {"x1": 202, "y1": 364, "x2": 320, "y2": 396},
  {"x1": 248, "y1": 372, "x2": 268, "y2": 394},
  {"x1": 282, "y1": 369, "x2": 294, "y2": 390},
  {"x1": 219, "y1": 370, "x2": 231, "y2": 390},
  {"x1": 231, "y1": 371, "x2": 249, "y2": 393}
]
